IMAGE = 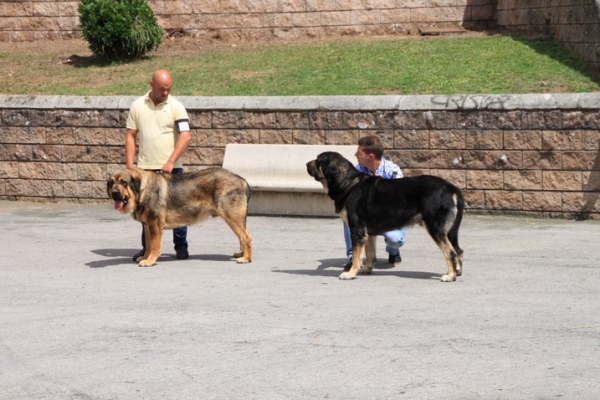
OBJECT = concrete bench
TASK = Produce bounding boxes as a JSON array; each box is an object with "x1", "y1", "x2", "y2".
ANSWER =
[{"x1": 223, "y1": 144, "x2": 356, "y2": 216}]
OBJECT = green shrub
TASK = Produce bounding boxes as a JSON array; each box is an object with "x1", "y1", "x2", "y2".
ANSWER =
[{"x1": 78, "y1": 0, "x2": 164, "y2": 61}]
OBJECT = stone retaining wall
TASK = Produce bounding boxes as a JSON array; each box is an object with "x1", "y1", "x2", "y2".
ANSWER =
[
  {"x1": 0, "y1": 94, "x2": 598, "y2": 219},
  {"x1": 0, "y1": 0, "x2": 496, "y2": 41},
  {"x1": 497, "y1": 0, "x2": 600, "y2": 69}
]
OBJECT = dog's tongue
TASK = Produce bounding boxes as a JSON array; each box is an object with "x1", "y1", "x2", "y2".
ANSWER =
[{"x1": 114, "y1": 200, "x2": 124, "y2": 211}]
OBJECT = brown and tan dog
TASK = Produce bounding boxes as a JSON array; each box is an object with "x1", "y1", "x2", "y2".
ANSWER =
[{"x1": 107, "y1": 167, "x2": 252, "y2": 267}]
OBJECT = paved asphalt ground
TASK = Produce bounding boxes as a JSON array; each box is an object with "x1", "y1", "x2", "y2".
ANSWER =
[{"x1": 0, "y1": 200, "x2": 599, "y2": 400}]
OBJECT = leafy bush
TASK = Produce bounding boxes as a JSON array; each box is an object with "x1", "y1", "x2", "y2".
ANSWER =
[{"x1": 78, "y1": 0, "x2": 164, "y2": 61}]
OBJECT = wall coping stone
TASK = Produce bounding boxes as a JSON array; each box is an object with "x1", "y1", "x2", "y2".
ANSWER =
[{"x1": 1, "y1": 93, "x2": 600, "y2": 111}]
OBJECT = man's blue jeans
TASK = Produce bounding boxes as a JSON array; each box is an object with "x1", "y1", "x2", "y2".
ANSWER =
[
  {"x1": 343, "y1": 223, "x2": 405, "y2": 259},
  {"x1": 139, "y1": 168, "x2": 188, "y2": 250}
]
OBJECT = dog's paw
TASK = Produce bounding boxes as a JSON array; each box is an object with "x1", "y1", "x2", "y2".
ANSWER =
[
  {"x1": 441, "y1": 274, "x2": 456, "y2": 282},
  {"x1": 236, "y1": 257, "x2": 251, "y2": 264},
  {"x1": 138, "y1": 260, "x2": 155, "y2": 267},
  {"x1": 339, "y1": 272, "x2": 356, "y2": 280}
]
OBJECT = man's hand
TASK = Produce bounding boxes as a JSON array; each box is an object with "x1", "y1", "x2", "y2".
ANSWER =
[{"x1": 161, "y1": 161, "x2": 174, "y2": 173}]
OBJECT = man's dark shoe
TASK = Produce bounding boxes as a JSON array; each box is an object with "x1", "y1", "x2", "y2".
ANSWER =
[
  {"x1": 175, "y1": 246, "x2": 189, "y2": 260},
  {"x1": 388, "y1": 252, "x2": 401, "y2": 264},
  {"x1": 343, "y1": 258, "x2": 352, "y2": 271},
  {"x1": 132, "y1": 249, "x2": 145, "y2": 262}
]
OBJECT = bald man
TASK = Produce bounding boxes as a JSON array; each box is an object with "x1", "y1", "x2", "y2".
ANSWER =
[{"x1": 125, "y1": 69, "x2": 192, "y2": 261}]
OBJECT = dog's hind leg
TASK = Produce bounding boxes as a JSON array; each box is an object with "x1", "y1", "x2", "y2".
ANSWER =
[
  {"x1": 423, "y1": 218, "x2": 460, "y2": 282},
  {"x1": 219, "y1": 211, "x2": 252, "y2": 263},
  {"x1": 138, "y1": 222, "x2": 163, "y2": 267},
  {"x1": 438, "y1": 238, "x2": 459, "y2": 282},
  {"x1": 447, "y1": 194, "x2": 464, "y2": 276},
  {"x1": 448, "y1": 224, "x2": 463, "y2": 277}
]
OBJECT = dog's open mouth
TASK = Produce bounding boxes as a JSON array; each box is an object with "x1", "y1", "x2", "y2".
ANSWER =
[
  {"x1": 111, "y1": 192, "x2": 128, "y2": 211},
  {"x1": 113, "y1": 199, "x2": 128, "y2": 210}
]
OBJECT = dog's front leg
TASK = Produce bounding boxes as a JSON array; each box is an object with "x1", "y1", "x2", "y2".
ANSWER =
[
  {"x1": 138, "y1": 222, "x2": 163, "y2": 267},
  {"x1": 363, "y1": 235, "x2": 376, "y2": 274},
  {"x1": 340, "y1": 227, "x2": 367, "y2": 280}
]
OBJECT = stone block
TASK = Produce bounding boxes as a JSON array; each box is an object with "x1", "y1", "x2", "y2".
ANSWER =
[
  {"x1": 90, "y1": 110, "x2": 121, "y2": 128},
  {"x1": 242, "y1": 112, "x2": 278, "y2": 129},
  {"x1": 583, "y1": 130, "x2": 600, "y2": 150},
  {"x1": 259, "y1": 129, "x2": 293, "y2": 144},
  {"x1": 522, "y1": 150, "x2": 561, "y2": 170},
  {"x1": 430, "y1": 130, "x2": 465, "y2": 149},
  {"x1": 583, "y1": 171, "x2": 600, "y2": 191},
  {"x1": 463, "y1": 189, "x2": 485, "y2": 209},
  {"x1": 462, "y1": 150, "x2": 520, "y2": 170},
  {"x1": 562, "y1": 192, "x2": 600, "y2": 213},
  {"x1": 77, "y1": 164, "x2": 106, "y2": 181},
  {"x1": 185, "y1": 147, "x2": 214, "y2": 165},
  {"x1": 6, "y1": 179, "x2": 63, "y2": 197},
  {"x1": 504, "y1": 130, "x2": 542, "y2": 150},
  {"x1": 521, "y1": 110, "x2": 563, "y2": 130},
  {"x1": 47, "y1": 127, "x2": 76, "y2": 145},
  {"x1": 292, "y1": 130, "x2": 326, "y2": 145},
  {"x1": 351, "y1": 10, "x2": 381, "y2": 25},
  {"x1": 562, "y1": 151, "x2": 597, "y2": 171},
  {"x1": 396, "y1": 111, "x2": 428, "y2": 130},
  {"x1": 411, "y1": 150, "x2": 448, "y2": 168},
  {"x1": 394, "y1": 129, "x2": 429, "y2": 149},
  {"x1": 212, "y1": 111, "x2": 244, "y2": 129},
  {"x1": 504, "y1": 170, "x2": 542, "y2": 190},
  {"x1": 2, "y1": 109, "x2": 30, "y2": 126},
  {"x1": 466, "y1": 130, "x2": 503, "y2": 149},
  {"x1": 522, "y1": 191, "x2": 562, "y2": 212},
  {"x1": 75, "y1": 128, "x2": 106, "y2": 145},
  {"x1": 0, "y1": 2, "x2": 33, "y2": 17},
  {"x1": 187, "y1": 111, "x2": 212, "y2": 129},
  {"x1": 430, "y1": 169, "x2": 467, "y2": 188},
  {"x1": 19, "y1": 162, "x2": 77, "y2": 180},
  {"x1": 1, "y1": 144, "x2": 33, "y2": 162},
  {"x1": 194, "y1": 129, "x2": 260, "y2": 146},
  {"x1": 542, "y1": 130, "x2": 583, "y2": 150},
  {"x1": 485, "y1": 190, "x2": 523, "y2": 210},
  {"x1": 325, "y1": 130, "x2": 359, "y2": 145},
  {"x1": 32, "y1": 145, "x2": 62, "y2": 162},
  {"x1": 365, "y1": 0, "x2": 395, "y2": 9},
  {"x1": 321, "y1": 11, "x2": 352, "y2": 25},
  {"x1": 543, "y1": 171, "x2": 583, "y2": 191},
  {"x1": 466, "y1": 170, "x2": 503, "y2": 189},
  {"x1": 0, "y1": 162, "x2": 18, "y2": 179},
  {"x1": 275, "y1": 112, "x2": 310, "y2": 130}
]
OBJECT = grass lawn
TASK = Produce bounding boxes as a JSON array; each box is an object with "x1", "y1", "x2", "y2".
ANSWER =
[{"x1": 1, "y1": 33, "x2": 599, "y2": 96}]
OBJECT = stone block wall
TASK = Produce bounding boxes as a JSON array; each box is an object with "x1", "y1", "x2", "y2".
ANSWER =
[
  {"x1": 0, "y1": 94, "x2": 598, "y2": 220},
  {"x1": 497, "y1": 0, "x2": 600, "y2": 69},
  {"x1": 0, "y1": 0, "x2": 496, "y2": 41}
]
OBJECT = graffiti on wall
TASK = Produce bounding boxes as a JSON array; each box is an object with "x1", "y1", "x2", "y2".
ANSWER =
[{"x1": 431, "y1": 95, "x2": 511, "y2": 110}]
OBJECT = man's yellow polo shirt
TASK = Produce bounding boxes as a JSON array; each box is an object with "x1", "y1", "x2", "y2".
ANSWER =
[{"x1": 126, "y1": 92, "x2": 190, "y2": 169}]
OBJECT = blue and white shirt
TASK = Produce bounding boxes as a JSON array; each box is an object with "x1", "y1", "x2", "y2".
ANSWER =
[{"x1": 355, "y1": 157, "x2": 403, "y2": 180}]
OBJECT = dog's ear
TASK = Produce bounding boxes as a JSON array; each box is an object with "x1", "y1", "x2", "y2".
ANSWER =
[
  {"x1": 106, "y1": 176, "x2": 114, "y2": 198},
  {"x1": 128, "y1": 169, "x2": 143, "y2": 194},
  {"x1": 317, "y1": 152, "x2": 339, "y2": 183}
]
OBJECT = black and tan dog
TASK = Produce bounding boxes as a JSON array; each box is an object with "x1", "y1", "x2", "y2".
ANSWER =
[
  {"x1": 108, "y1": 168, "x2": 252, "y2": 267},
  {"x1": 306, "y1": 151, "x2": 464, "y2": 282}
]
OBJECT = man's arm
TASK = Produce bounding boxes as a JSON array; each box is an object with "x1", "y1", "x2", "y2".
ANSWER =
[
  {"x1": 125, "y1": 129, "x2": 138, "y2": 169},
  {"x1": 161, "y1": 130, "x2": 191, "y2": 173}
]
